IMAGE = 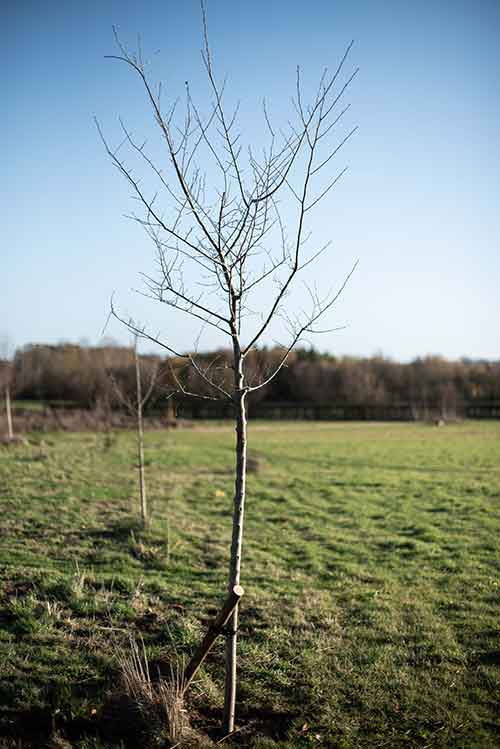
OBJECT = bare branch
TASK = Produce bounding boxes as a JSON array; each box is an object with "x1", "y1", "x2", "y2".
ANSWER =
[
  {"x1": 248, "y1": 261, "x2": 358, "y2": 391},
  {"x1": 305, "y1": 165, "x2": 349, "y2": 212}
]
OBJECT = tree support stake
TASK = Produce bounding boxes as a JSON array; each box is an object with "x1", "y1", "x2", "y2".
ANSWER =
[{"x1": 181, "y1": 585, "x2": 244, "y2": 694}]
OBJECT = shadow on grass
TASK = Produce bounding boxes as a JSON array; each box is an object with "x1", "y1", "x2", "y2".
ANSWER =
[
  {"x1": 476, "y1": 650, "x2": 500, "y2": 666},
  {"x1": 85, "y1": 517, "x2": 145, "y2": 543}
]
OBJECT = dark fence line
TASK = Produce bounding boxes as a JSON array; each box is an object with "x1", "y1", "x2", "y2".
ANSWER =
[
  {"x1": 10, "y1": 398, "x2": 500, "y2": 424},
  {"x1": 465, "y1": 402, "x2": 500, "y2": 419},
  {"x1": 175, "y1": 400, "x2": 500, "y2": 421}
]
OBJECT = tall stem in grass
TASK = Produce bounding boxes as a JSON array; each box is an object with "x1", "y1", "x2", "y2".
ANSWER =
[
  {"x1": 135, "y1": 342, "x2": 147, "y2": 527},
  {"x1": 224, "y1": 350, "x2": 248, "y2": 733},
  {"x1": 5, "y1": 385, "x2": 13, "y2": 440}
]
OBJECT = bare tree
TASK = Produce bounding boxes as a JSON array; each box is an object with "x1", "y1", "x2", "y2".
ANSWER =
[
  {"x1": 108, "y1": 335, "x2": 160, "y2": 527},
  {"x1": 97, "y1": 10, "x2": 357, "y2": 733}
]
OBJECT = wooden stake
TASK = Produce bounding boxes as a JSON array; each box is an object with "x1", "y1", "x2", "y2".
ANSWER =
[{"x1": 182, "y1": 585, "x2": 244, "y2": 693}]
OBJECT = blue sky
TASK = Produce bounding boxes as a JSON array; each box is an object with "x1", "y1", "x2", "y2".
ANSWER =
[{"x1": 3, "y1": 0, "x2": 499, "y2": 361}]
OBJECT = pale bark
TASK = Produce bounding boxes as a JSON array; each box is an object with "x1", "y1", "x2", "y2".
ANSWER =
[
  {"x1": 5, "y1": 385, "x2": 13, "y2": 440},
  {"x1": 223, "y1": 351, "x2": 248, "y2": 734}
]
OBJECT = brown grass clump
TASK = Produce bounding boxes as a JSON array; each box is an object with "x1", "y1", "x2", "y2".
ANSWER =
[{"x1": 113, "y1": 634, "x2": 200, "y2": 747}]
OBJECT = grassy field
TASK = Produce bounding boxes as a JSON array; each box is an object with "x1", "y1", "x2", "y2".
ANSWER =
[{"x1": 0, "y1": 421, "x2": 499, "y2": 748}]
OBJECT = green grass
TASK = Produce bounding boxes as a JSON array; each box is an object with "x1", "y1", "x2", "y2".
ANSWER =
[{"x1": 0, "y1": 422, "x2": 499, "y2": 748}]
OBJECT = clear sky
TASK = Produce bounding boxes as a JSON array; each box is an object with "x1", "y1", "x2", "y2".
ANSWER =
[{"x1": 3, "y1": 0, "x2": 499, "y2": 361}]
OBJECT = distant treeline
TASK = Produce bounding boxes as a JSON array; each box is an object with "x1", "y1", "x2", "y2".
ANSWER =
[{"x1": 3, "y1": 342, "x2": 499, "y2": 420}]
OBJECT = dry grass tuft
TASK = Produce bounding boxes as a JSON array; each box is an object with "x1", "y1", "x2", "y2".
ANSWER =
[
  {"x1": 114, "y1": 633, "x2": 192, "y2": 747},
  {"x1": 45, "y1": 733, "x2": 73, "y2": 749},
  {"x1": 129, "y1": 530, "x2": 165, "y2": 566},
  {"x1": 71, "y1": 560, "x2": 87, "y2": 599}
]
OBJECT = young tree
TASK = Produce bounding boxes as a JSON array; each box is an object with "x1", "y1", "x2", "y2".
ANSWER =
[
  {"x1": 0, "y1": 336, "x2": 14, "y2": 441},
  {"x1": 98, "y1": 12, "x2": 357, "y2": 733},
  {"x1": 108, "y1": 335, "x2": 160, "y2": 527}
]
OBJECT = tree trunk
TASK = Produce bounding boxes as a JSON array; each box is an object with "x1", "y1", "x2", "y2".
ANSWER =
[
  {"x1": 135, "y1": 347, "x2": 147, "y2": 527},
  {"x1": 5, "y1": 385, "x2": 13, "y2": 440},
  {"x1": 223, "y1": 353, "x2": 247, "y2": 734}
]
